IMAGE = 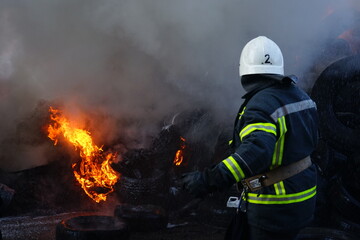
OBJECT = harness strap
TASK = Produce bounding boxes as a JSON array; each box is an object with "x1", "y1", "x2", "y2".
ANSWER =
[{"x1": 241, "y1": 156, "x2": 312, "y2": 192}]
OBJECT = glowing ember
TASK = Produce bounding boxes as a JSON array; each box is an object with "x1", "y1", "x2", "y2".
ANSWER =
[
  {"x1": 47, "y1": 106, "x2": 120, "y2": 203},
  {"x1": 173, "y1": 136, "x2": 186, "y2": 166}
]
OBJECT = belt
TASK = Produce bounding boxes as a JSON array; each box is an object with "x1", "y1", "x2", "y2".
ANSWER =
[{"x1": 240, "y1": 156, "x2": 312, "y2": 192}]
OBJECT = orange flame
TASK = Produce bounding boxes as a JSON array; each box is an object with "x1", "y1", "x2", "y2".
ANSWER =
[
  {"x1": 47, "y1": 107, "x2": 120, "y2": 203},
  {"x1": 173, "y1": 136, "x2": 186, "y2": 166}
]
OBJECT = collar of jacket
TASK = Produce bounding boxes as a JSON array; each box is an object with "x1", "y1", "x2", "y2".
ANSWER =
[{"x1": 241, "y1": 74, "x2": 297, "y2": 99}]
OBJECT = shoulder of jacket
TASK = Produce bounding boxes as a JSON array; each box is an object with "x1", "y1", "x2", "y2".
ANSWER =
[
  {"x1": 247, "y1": 87, "x2": 279, "y2": 104},
  {"x1": 245, "y1": 86, "x2": 290, "y2": 115}
]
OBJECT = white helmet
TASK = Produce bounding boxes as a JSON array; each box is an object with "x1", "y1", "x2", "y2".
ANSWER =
[{"x1": 239, "y1": 36, "x2": 284, "y2": 77}]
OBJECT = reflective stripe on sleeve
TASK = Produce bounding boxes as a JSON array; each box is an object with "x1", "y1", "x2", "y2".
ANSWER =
[
  {"x1": 245, "y1": 186, "x2": 316, "y2": 204},
  {"x1": 239, "y1": 123, "x2": 277, "y2": 141},
  {"x1": 270, "y1": 99, "x2": 317, "y2": 122},
  {"x1": 222, "y1": 156, "x2": 245, "y2": 182}
]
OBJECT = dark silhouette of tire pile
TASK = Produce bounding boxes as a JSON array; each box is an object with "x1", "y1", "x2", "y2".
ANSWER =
[
  {"x1": 56, "y1": 215, "x2": 130, "y2": 240},
  {"x1": 56, "y1": 205, "x2": 168, "y2": 240},
  {"x1": 305, "y1": 55, "x2": 360, "y2": 239}
]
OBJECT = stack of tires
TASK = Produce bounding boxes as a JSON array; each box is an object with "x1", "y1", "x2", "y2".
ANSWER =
[
  {"x1": 329, "y1": 177, "x2": 360, "y2": 237},
  {"x1": 310, "y1": 55, "x2": 360, "y2": 238}
]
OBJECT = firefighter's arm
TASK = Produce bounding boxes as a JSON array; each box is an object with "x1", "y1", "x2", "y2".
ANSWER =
[
  {"x1": 181, "y1": 106, "x2": 277, "y2": 196},
  {"x1": 181, "y1": 127, "x2": 277, "y2": 196},
  {"x1": 219, "y1": 107, "x2": 277, "y2": 183},
  {"x1": 220, "y1": 133, "x2": 276, "y2": 184}
]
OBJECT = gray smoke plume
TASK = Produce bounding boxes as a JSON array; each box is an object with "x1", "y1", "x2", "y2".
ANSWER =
[{"x1": 0, "y1": 0, "x2": 357, "y2": 171}]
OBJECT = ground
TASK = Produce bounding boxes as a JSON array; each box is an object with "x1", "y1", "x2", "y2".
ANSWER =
[{"x1": 0, "y1": 212, "x2": 228, "y2": 240}]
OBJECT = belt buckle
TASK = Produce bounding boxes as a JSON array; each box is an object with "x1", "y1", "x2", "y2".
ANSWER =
[
  {"x1": 248, "y1": 178, "x2": 262, "y2": 189},
  {"x1": 241, "y1": 175, "x2": 266, "y2": 191}
]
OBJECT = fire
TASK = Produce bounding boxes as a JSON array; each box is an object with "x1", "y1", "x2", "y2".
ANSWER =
[
  {"x1": 173, "y1": 136, "x2": 186, "y2": 166},
  {"x1": 47, "y1": 106, "x2": 120, "y2": 203}
]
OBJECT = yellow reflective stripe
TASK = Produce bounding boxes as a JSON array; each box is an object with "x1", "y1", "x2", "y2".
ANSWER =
[
  {"x1": 239, "y1": 123, "x2": 277, "y2": 141},
  {"x1": 228, "y1": 140, "x2": 233, "y2": 145},
  {"x1": 222, "y1": 159, "x2": 239, "y2": 182},
  {"x1": 274, "y1": 181, "x2": 286, "y2": 195},
  {"x1": 222, "y1": 156, "x2": 245, "y2": 182},
  {"x1": 271, "y1": 116, "x2": 287, "y2": 193},
  {"x1": 278, "y1": 117, "x2": 287, "y2": 165},
  {"x1": 245, "y1": 186, "x2": 316, "y2": 204},
  {"x1": 238, "y1": 107, "x2": 246, "y2": 119},
  {"x1": 229, "y1": 157, "x2": 245, "y2": 179},
  {"x1": 271, "y1": 116, "x2": 287, "y2": 166}
]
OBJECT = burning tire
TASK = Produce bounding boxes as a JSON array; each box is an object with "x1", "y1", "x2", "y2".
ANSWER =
[
  {"x1": 116, "y1": 171, "x2": 169, "y2": 206},
  {"x1": 311, "y1": 55, "x2": 360, "y2": 153},
  {"x1": 296, "y1": 227, "x2": 358, "y2": 239},
  {"x1": 114, "y1": 204, "x2": 168, "y2": 232},
  {"x1": 56, "y1": 215, "x2": 130, "y2": 240}
]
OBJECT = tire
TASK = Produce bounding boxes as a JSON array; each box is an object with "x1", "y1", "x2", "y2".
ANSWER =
[
  {"x1": 56, "y1": 215, "x2": 130, "y2": 240},
  {"x1": 310, "y1": 140, "x2": 330, "y2": 175},
  {"x1": 296, "y1": 227, "x2": 358, "y2": 240},
  {"x1": 116, "y1": 172, "x2": 168, "y2": 206},
  {"x1": 114, "y1": 204, "x2": 168, "y2": 232},
  {"x1": 331, "y1": 210, "x2": 360, "y2": 238},
  {"x1": 342, "y1": 152, "x2": 360, "y2": 199},
  {"x1": 329, "y1": 177, "x2": 360, "y2": 223},
  {"x1": 311, "y1": 55, "x2": 360, "y2": 153}
]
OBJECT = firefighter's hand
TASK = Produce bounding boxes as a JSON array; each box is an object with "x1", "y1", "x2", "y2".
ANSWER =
[{"x1": 180, "y1": 171, "x2": 209, "y2": 198}]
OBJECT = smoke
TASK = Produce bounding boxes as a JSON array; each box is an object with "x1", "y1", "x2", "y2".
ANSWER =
[{"x1": 0, "y1": 0, "x2": 357, "y2": 171}]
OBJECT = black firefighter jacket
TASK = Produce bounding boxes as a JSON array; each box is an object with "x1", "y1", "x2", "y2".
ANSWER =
[{"x1": 208, "y1": 74, "x2": 318, "y2": 231}]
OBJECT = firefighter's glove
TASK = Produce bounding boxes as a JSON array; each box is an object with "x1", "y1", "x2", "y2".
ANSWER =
[{"x1": 180, "y1": 171, "x2": 209, "y2": 198}]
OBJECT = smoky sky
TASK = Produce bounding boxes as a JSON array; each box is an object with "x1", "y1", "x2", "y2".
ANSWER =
[{"x1": 0, "y1": 0, "x2": 357, "y2": 171}]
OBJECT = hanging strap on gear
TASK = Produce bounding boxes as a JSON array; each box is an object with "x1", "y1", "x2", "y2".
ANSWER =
[{"x1": 241, "y1": 156, "x2": 312, "y2": 192}]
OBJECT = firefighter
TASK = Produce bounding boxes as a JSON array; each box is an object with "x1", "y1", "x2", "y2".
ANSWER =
[{"x1": 180, "y1": 36, "x2": 318, "y2": 240}]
